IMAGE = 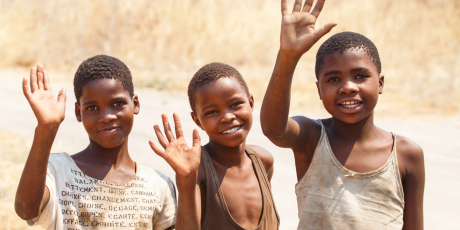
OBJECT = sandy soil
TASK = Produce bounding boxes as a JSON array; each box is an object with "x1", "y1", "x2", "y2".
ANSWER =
[{"x1": 1, "y1": 72, "x2": 459, "y2": 229}]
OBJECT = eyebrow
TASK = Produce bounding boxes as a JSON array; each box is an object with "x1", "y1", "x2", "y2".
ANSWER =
[
  {"x1": 201, "y1": 103, "x2": 217, "y2": 112},
  {"x1": 323, "y1": 68, "x2": 371, "y2": 77},
  {"x1": 82, "y1": 100, "x2": 97, "y2": 106}
]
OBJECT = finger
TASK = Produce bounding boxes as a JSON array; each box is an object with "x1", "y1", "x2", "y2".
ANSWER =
[
  {"x1": 292, "y1": 0, "x2": 303, "y2": 12},
  {"x1": 172, "y1": 113, "x2": 184, "y2": 139},
  {"x1": 37, "y1": 64, "x2": 44, "y2": 90},
  {"x1": 161, "y1": 114, "x2": 175, "y2": 142},
  {"x1": 154, "y1": 124, "x2": 170, "y2": 149},
  {"x1": 310, "y1": 0, "x2": 326, "y2": 18},
  {"x1": 301, "y1": 0, "x2": 314, "y2": 13},
  {"x1": 281, "y1": 0, "x2": 289, "y2": 16},
  {"x1": 43, "y1": 70, "x2": 51, "y2": 91},
  {"x1": 22, "y1": 77, "x2": 32, "y2": 100},
  {"x1": 192, "y1": 129, "x2": 201, "y2": 149},
  {"x1": 313, "y1": 22, "x2": 337, "y2": 41},
  {"x1": 149, "y1": 140, "x2": 166, "y2": 159},
  {"x1": 57, "y1": 88, "x2": 66, "y2": 105},
  {"x1": 30, "y1": 67, "x2": 38, "y2": 93}
]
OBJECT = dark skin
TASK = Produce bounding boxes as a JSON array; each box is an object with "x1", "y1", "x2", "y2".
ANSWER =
[
  {"x1": 260, "y1": 0, "x2": 424, "y2": 229},
  {"x1": 15, "y1": 67, "x2": 174, "y2": 229},
  {"x1": 150, "y1": 78, "x2": 274, "y2": 230}
]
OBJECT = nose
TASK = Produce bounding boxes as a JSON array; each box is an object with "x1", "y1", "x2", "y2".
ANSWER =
[
  {"x1": 220, "y1": 110, "x2": 236, "y2": 123},
  {"x1": 339, "y1": 80, "x2": 359, "y2": 95},
  {"x1": 99, "y1": 108, "x2": 117, "y2": 123}
]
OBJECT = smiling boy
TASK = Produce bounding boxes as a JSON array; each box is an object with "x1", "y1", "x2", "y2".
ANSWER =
[
  {"x1": 149, "y1": 63, "x2": 280, "y2": 230},
  {"x1": 15, "y1": 55, "x2": 176, "y2": 229},
  {"x1": 261, "y1": 0, "x2": 424, "y2": 229}
]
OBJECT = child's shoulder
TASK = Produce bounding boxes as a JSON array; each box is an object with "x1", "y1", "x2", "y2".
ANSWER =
[
  {"x1": 395, "y1": 134, "x2": 424, "y2": 171},
  {"x1": 247, "y1": 145, "x2": 274, "y2": 179},
  {"x1": 137, "y1": 164, "x2": 174, "y2": 186}
]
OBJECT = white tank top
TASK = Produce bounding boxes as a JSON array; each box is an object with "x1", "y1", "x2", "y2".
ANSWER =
[{"x1": 295, "y1": 121, "x2": 404, "y2": 230}]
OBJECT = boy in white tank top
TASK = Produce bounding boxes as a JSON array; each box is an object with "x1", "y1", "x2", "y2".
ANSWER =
[{"x1": 260, "y1": 0, "x2": 425, "y2": 229}]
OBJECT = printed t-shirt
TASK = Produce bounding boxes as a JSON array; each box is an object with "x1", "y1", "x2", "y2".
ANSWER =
[{"x1": 28, "y1": 152, "x2": 177, "y2": 230}]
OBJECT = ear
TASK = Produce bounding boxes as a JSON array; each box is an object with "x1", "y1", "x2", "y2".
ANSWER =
[
  {"x1": 132, "y1": 94, "x2": 140, "y2": 114},
  {"x1": 75, "y1": 102, "x2": 82, "y2": 122},
  {"x1": 248, "y1": 94, "x2": 254, "y2": 111},
  {"x1": 378, "y1": 75, "x2": 384, "y2": 94},
  {"x1": 191, "y1": 112, "x2": 204, "y2": 130},
  {"x1": 316, "y1": 81, "x2": 322, "y2": 100}
]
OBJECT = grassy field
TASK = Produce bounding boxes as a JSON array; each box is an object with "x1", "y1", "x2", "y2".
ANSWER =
[
  {"x1": 1, "y1": 0, "x2": 459, "y2": 115},
  {"x1": 0, "y1": 132, "x2": 43, "y2": 230}
]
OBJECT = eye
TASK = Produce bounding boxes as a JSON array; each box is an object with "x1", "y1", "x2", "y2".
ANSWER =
[
  {"x1": 86, "y1": 105, "x2": 97, "y2": 111},
  {"x1": 356, "y1": 74, "x2": 369, "y2": 79},
  {"x1": 326, "y1": 77, "x2": 339, "y2": 82},
  {"x1": 113, "y1": 101, "x2": 124, "y2": 107},
  {"x1": 231, "y1": 102, "x2": 243, "y2": 108},
  {"x1": 204, "y1": 110, "x2": 217, "y2": 116}
]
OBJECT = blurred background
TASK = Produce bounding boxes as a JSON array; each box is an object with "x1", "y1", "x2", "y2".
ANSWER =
[{"x1": 0, "y1": 0, "x2": 459, "y2": 229}]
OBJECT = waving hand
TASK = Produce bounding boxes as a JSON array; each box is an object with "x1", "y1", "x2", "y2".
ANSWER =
[
  {"x1": 23, "y1": 65, "x2": 66, "y2": 126},
  {"x1": 149, "y1": 113, "x2": 201, "y2": 177},
  {"x1": 280, "y1": 0, "x2": 336, "y2": 58}
]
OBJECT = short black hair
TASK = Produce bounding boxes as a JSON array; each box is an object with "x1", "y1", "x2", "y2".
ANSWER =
[
  {"x1": 74, "y1": 55, "x2": 134, "y2": 102},
  {"x1": 188, "y1": 62, "x2": 250, "y2": 113},
  {"x1": 315, "y1": 32, "x2": 381, "y2": 77}
]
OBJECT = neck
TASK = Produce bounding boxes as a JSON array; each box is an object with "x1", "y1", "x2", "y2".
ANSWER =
[
  {"x1": 330, "y1": 112, "x2": 379, "y2": 142},
  {"x1": 205, "y1": 140, "x2": 248, "y2": 168},
  {"x1": 81, "y1": 138, "x2": 134, "y2": 169}
]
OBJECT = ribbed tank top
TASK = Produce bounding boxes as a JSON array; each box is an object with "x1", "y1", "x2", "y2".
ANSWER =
[
  {"x1": 295, "y1": 121, "x2": 404, "y2": 229},
  {"x1": 200, "y1": 146, "x2": 280, "y2": 230}
]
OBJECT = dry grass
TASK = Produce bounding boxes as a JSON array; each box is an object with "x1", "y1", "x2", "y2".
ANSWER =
[
  {"x1": 0, "y1": 0, "x2": 459, "y2": 115},
  {"x1": 0, "y1": 132, "x2": 42, "y2": 230}
]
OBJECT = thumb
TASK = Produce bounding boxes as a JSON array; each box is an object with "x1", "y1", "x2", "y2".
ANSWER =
[
  {"x1": 57, "y1": 88, "x2": 66, "y2": 105},
  {"x1": 192, "y1": 129, "x2": 201, "y2": 149},
  {"x1": 314, "y1": 22, "x2": 337, "y2": 41},
  {"x1": 149, "y1": 140, "x2": 166, "y2": 159}
]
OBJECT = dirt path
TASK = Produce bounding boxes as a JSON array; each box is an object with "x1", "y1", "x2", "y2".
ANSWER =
[{"x1": 1, "y1": 72, "x2": 459, "y2": 229}]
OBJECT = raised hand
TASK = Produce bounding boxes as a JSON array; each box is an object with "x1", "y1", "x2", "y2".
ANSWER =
[
  {"x1": 149, "y1": 113, "x2": 201, "y2": 178},
  {"x1": 280, "y1": 0, "x2": 336, "y2": 58},
  {"x1": 22, "y1": 65, "x2": 66, "y2": 126}
]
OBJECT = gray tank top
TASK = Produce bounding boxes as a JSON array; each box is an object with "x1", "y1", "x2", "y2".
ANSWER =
[{"x1": 295, "y1": 121, "x2": 404, "y2": 229}]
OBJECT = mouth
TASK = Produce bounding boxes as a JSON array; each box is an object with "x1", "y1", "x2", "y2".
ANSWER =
[
  {"x1": 338, "y1": 101, "x2": 362, "y2": 109},
  {"x1": 221, "y1": 125, "x2": 243, "y2": 134},
  {"x1": 98, "y1": 127, "x2": 120, "y2": 134}
]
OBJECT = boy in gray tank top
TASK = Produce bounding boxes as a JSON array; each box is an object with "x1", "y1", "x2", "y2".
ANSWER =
[{"x1": 260, "y1": 0, "x2": 425, "y2": 229}]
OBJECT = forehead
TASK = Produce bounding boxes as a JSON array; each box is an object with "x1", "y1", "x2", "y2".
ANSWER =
[
  {"x1": 80, "y1": 78, "x2": 130, "y2": 101},
  {"x1": 194, "y1": 78, "x2": 248, "y2": 108},
  {"x1": 319, "y1": 49, "x2": 379, "y2": 77}
]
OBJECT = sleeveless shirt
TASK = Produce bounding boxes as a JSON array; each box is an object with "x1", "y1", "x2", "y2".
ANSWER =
[
  {"x1": 295, "y1": 121, "x2": 404, "y2": 230},
  {"x1": 200, "y1": 146, "x2": 280, "y2": 230}
]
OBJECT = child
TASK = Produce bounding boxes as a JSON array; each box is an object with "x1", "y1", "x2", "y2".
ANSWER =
[
  {"x1": 15, "y1": 55, "x2": 176, "y2": 229},
  {"x1": 260, "y1": 0, "x2": 425, "y2": 229},
  {"x1": 149, "y1": 62, "x2": 280, "y2": 229}
]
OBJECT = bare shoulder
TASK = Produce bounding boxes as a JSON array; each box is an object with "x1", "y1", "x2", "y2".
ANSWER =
[
  {"x1": 247, "y1": 145, "x2": 275, "y2": 180},
  {"x1": 395, "y1": 134, "x2": 425, "y2": 178},
  {"x1": 247, "y1": 145, "x2": 274, "y2": 168},
  {"x1": 290, "y1": 116, "x2": 323, "y2": 151}
]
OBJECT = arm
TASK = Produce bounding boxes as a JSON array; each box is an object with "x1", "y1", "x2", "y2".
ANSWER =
[
  {"x1": 15, "y1": 65, "x2": 66, "y2": 220},
  {"x1": 149, "y1": 113, "x2": 201, "y2": 230},
  {"x1": 397, "y1": 136, "x2": 425, "y2": 230},
  {"x1": 260, "y1": 0, "x2": 336, "y2": 149}
]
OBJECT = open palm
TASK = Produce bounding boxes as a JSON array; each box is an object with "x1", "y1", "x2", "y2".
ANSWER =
[
  {"x1": 280, "y1": 0, "x2": 336, "y2": 58},
  {"x1": 22, "y1": 65, "x2": 66, "y2": 126},
  {"x1": 149, "y1": 113, "x2": 201, "y2": 177}
]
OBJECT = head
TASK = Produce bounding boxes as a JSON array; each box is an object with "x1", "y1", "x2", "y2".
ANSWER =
[
  {"x1": 315, "y1": 32, "x2": 384, "y2": 124},
  {"x1": 188, "y1": 62, "x2": 254, "y2": 147},
  {"x1": 74, "y1": 55, "x2": 140, "y2": 148}
]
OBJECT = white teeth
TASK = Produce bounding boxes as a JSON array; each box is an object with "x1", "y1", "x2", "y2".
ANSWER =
[
  {"x1": 341, "y1": 102, "x2": 360, "y2": 108},
  {"x1": 223, "y1": 126, "x2": 240, "y2": 134}
]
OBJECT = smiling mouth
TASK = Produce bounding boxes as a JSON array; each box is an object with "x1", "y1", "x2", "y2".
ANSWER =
[
  {"x1": 221, "y1": 125, "x2": 242, "y2": 134},
  {"x1": 339, "y1": 101, "x2": 362, "y2": 108},
  {"x1": 98, "y1": 127, "x2": 120, "y2": 133}
]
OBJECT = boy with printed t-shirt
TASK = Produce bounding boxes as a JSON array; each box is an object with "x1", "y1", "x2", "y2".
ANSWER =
[
  {"x1": 15, "y1": 55, "x2": 176, "y2": 230},
  {"x1": 149, "y1": 63, "x2": 279, "y2": 230},
  {"x1": 261, "y1": 0, "x2": 425, "y2": 229}
]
